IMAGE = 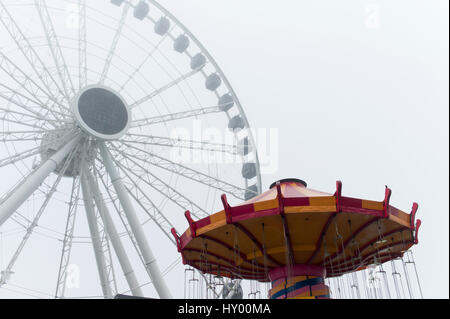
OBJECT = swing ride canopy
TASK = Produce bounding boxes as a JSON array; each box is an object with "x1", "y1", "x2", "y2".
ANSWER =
[{"x1": 171, "y1": 179, "x2": 421, "y2": 281}]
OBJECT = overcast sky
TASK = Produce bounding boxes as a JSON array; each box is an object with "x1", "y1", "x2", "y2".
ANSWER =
[
  {"x1": 157, "y1": 0, "x2": 449, "y2": 298},
  {"x1": 0, "y1": 0, "x2": 448, "y2": 299}
]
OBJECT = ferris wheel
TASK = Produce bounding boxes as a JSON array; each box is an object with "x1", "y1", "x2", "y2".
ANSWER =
[{"x1": 0, "y1": 0, "x2": 262, "y2": 298}]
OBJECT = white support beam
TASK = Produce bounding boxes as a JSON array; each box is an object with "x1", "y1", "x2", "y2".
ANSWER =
[
  {"x1": 85, "y1": 168, "x2": 143, "y2": 297},
  {"x1": 34, "y1": 0, "x2": 76, "y2": 99},
  {"x1": 81, "y1": 171, "x2": 114, "y2": 298},
  {"x1": 0, "y1": 144, "x2": 77, "y2": 287},
  {"x1": 0, "y1": 134, "x2": 81, "y2": 226},
  {"x1": 78, "y1": 0, "x2": 87, "y2": 89},
  {"x1": 55, "y1": 176, "x2": 81, "y2": 298},
  {"x1": 99, "y1": 143, "x2": 172, "y2": 299}
]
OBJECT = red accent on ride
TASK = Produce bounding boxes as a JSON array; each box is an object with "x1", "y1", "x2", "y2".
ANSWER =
[
  {"x1": 410, "y1": 202, "x2": 419, "y2": 230},
  {"x1": 268, "y1": 264, "x2": 326, "y2": 281},
  {"x1": 184, "y1": 210, "x2": 197, "y2": 238},
  {"x1": 335, "y1": 180, "x2": 342, "y2": 212},
  {"x1": 306, "y1": 212, "x2": 336, "y2": 265},
  {"x1": 195, "y1": 216, "x2": 211, "y2": 229},
  {"x1": 277, "y1": 181, "x2": 295, "y2": 265},
  {"x1": 200, "y1": 234, "x2": 262, "y2": 269},
  {"x1": 171, "y1": 228, "x2": 181, "y2": 253},
  {"x1": 383, "y1": 186, "x2": 392, "y2": 218},
  {"x1": 276, "y1": 181, "x2": 285, "y2": 215},
  {"x1": 339, "y1": 196, "x2": 384, "y2": 216},
  {"x1": 414, "y1": 219, "x2": 421, "y2": 244},
  {"x1": 234, "y1": 223, "x2": 283, "y2": 267},
  {"x1": 282, "y1": 197, "x2": 310, "y2": 206},
  {"x1": 221, "y1": 194, "x2": 232, "y2": 224}
]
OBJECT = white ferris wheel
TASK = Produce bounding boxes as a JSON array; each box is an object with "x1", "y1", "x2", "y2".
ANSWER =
[{"x1": 0, "y1": 0, "x2": 261, "y2": 298}]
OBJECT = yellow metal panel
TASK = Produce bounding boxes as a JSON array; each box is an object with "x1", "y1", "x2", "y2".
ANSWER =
[
  {"x1": 210, "y1": 210, "x2": 225, "y2": 224},
  {"x1": 285, "y1": 205, "x2": 336, "y2": 213},
  {"x1": 389, "y1": 214, "x2": 410, "y2": 228},
  {"x1": 309, "y1": 196, "x2": 336, "y2": 207},
  {"x1": 196, "y1": 220, "x2": 227, "y2": 236},
  {"x1": 254, "y1": 199, "x2": 279, "y2": 212},
  {"x1": 362, "y1": 200, "x2": 384, "y2": 211}
]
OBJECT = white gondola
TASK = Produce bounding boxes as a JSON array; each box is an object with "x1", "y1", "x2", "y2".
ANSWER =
[
  {"x1": 205, "y1": 73, "x2": 221, "y2": 91},
  {"x1": 174, "y1": 34, "x2": 190, "y2": 53},
  {"x1": 245, "y1": 185, "x2": 258, "y2": 200},
  {"x1": 237, "y1": 137, "x2": 251, "y2": 156},
  {"x1": 154, "y1": 17, "x2": 170, "y2": 35},
  {"x1": 218, "y1": 93, "x2": 234, "y2": 112},
  {"x1": 190, "y1": 53, "x2": 207, "y2": 70},
  {"x1": 111, "y1": 0, "x2": 125, "y2": 6},
  {"x1": 241, "y1": 162, "x2": 257, "y2": 179},
  {"x1": 134, "y1": 1, "x2": 149, "y2": 20},
  {"x1": 228, "y1": 115, "x2": 245, "y2": 131}
]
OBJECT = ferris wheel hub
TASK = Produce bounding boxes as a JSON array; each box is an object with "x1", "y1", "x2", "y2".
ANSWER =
[
  {"x1": 72, "y1": 85, "x2": 131, "y2": 141},
  {"x1": 39, "y1": 124, "x2": 95, "y2": 177}
]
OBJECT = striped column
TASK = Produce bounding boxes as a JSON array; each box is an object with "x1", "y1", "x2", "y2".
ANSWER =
[{"x1": 268, "y1": 265, "x2": 330, "y2": 299}]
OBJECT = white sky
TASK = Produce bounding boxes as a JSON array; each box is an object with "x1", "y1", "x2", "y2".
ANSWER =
[
  {"x1": 157, "y1": 0, "x2": 449, "y2": 298},
  {"x1": 0, "y1": 0, "x2": 448, "y2": 299}
]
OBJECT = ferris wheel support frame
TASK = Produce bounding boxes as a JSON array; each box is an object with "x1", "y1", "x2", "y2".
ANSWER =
[
  {"x1": 0, "y1": 134, "x2": 81, "y2": 226},
  {"x1": 99, "y1": 143, "x2": 172, "y2": 299},
  {"x1": 0, "y1": 0, "x2": 263, "y2": 298},
  {"x1": 81, "y1": 172, "x2": 116, "y2": 298},
  {"x1": 85, "y1": 167, "x2": 143, "y2": 297}
]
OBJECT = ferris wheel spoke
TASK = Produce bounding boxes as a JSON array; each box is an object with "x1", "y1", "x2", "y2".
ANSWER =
[
  {"x1": 99, "y1": 2, "x2": 131, "y2": 84},
  {"x1": 0, "y1": 136, "x2": 43, "y2": 143},
  {"x1": 118, "y1": 31, "x2": 172, "y2": 93},
  {"x1": 78, "y1": 0, "x2": 87, "y2": 89},
  {"x1": 0, "y1": 107, "x2": 64, "y2": 129},
  {"x1": 0, "y1": 2, "x2": 70, "y2": 107},
  {"x1": 130, "y1": 68, "x2": 203, "y2": 109},
  {"x1": 111, "y1": 142, "x2": 247, "y2": 200},
  {"x1": 111, "y1": 149, "x2": 209, "y2": 219},
  {"x1": 0, "y1": 134, "x2": 81, "y2": 226},
  {"x1": 0, "y1": 129, "x2": 75, "y2": 171},
  {"x1": 0, "y1": 145, "x2": 41, "y2": 169},
  {"x1": 123, "y1": 133, "x2": 238, "y2": 155},
  {"x1": 34, "y1": 0, "x2": 76, "y2": 99},
  {"x1": 0, "y1": 141, "x2": 79, "y2": 287},
  {"x1": 0, "y1": 129, "x2": 48, "y2": 143},
  {"x1": 104, "y1": 153, "x2": 181, "y2": 237},
  {"x1": 0, "y1": 87, "x2": 69, "y2": 127},
  {"x1": 130, "y1": 106, "x2": 221, "y2": 129},
  {"x1": 0, "y1": 52, "x2": 69, "y2": 122},
  {"x1": 0, "y1": 116, "x2": 50, "y2": 131}
]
